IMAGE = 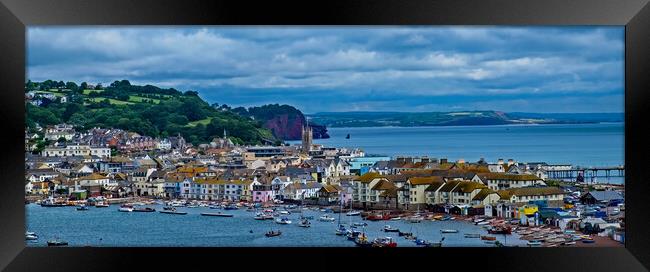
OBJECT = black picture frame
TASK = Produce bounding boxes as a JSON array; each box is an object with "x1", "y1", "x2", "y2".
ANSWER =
[{"x1": 1, "y1": 0, "x2": 649, "y2": 271}]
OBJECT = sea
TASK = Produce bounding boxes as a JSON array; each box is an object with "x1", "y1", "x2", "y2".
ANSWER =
[{"x1": 26, "y1": 204, "x2": 525, "y2": 247}]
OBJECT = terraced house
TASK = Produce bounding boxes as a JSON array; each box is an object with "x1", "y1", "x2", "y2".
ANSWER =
[
  {"x1": 477, "y1": 173, "x2": 546, "y2": 191},
  {"x1": 496, "y1": 186, "x2": 565, "y2": 205}
]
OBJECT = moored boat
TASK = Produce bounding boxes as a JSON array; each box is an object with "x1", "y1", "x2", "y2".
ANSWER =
[
  {"x1": 95, "y1": 202, "x2": 109, "y2": 208},
  {"x1": 383, "y1": 225, "x2": 400, "y2": 232},
  {"x1": 440, "y1": 229, "x2": 458, "y2": 233},
  {"x1": 275, "y1": 217, "x2": 292, "y2": 224},
  {"x1": 319, "y1": 215, "x2": 336, "y2": 222},
  {"x1": 47, "y1": 239, "x2": 68, "y2": 246},
  {"x1": 527, "y1": 240, "x2": 543, "y2": 246},
  {"x1": 26, "y1": 233, "x2": 39, "y2": 240},
  {"x1": 481, "y1": 235, "x2": 496, "y2": 241},
  {"x1": 201, "y1": 212, "x2": 234, "y2": 217},
  {"x1": 133, "y1": 207, "x2": 156, "y2": 212},
  {"x1": 76, "y1": 204, "x2": 89, "y2": 211},
  {"x1": 346, "y1": 211, "x2": 361, "y2": 216},
  {"x1": 464, "y1": 233, "x2": 481, "y2": 238},
  {"x1": 487, "y1": 226, "x2": 512, "y2": 235},
  {"x1": 118, "y1": 204, "x2": 134, "y2": 212},
  {"x1": 372, "y1": 237, "x2": 397, "y2": 247},
  {"x1": 159, "y1": 208, "x2": 187, "y2": 215},
  {"x1": 298, "y1": 219, "x2": 311, "y2": 228},
  {"x1": 265, "y1": 230, "x2": 282, "y2": 237}
]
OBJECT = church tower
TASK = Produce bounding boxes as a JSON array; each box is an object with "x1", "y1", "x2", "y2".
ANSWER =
[{"x1": 301, "y1": 125, "x2": 313, "y2": 153}]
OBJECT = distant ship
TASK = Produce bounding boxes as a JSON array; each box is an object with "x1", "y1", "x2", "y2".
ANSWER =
[{"x1": 346, "y1": 134, "x2": 350, "y2": 139}]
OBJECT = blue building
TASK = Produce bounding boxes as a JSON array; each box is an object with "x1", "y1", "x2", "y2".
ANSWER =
[{"x1": 348, "y1": 156, "x2": 391, "y2": 175}]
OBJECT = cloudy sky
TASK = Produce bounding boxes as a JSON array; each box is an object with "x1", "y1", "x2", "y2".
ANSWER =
[{"x1": 27, "y1": 26, "x2": 624, "y2": 114}]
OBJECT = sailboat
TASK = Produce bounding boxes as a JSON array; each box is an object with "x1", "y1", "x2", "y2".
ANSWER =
[
  {"x1": 298, "y1": 201, "x2": 311, "y2": 228},
  {"x1": 335, "y1": 198, "x2": 347, "y2": 235}
]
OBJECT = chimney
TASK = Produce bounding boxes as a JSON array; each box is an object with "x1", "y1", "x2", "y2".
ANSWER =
[
  {"x1": 440, "y1": 158, "x2": 448, "y2": 164},
  {"x1": 497, "y1": 159, "x2": 504, "y2": 165}
]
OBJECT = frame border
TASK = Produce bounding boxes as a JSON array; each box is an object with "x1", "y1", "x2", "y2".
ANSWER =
[{"x1": 1, "y1": 0, "x2": 649, "y2": 271}]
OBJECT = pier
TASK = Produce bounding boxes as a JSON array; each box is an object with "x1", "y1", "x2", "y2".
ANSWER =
[{"x1": 546, "y1": 166, "x2": 624, "y2": 181}]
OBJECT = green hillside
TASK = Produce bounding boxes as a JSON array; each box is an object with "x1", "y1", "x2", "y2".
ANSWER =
[{"x1": 25, "y1": 80, "x2": 279, "y2": 146}]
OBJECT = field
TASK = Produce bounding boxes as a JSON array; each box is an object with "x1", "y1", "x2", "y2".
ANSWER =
[
  {"x1": 86, "y1": 98, "x2": 134, "y2": 105},
  {"x1": 82, "y1": 89, "x2": 104, "y2": 95},
  {"x1": 187, "y1": 117, "x2": 213, "y2": 127},
  {"x1": 128, "y1": 95, "x2": 161, "y2": 104}
]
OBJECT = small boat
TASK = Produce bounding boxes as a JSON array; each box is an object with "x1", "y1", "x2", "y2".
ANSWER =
[
  {"x1": 300, "y1": 215, "x2": 314, "y2": 220},
  {"x1": 76, "y1": 205, "x2": 89, "y2": 211},
  {"x1": 582, "y1": 239, "x2": 596, "y2": 244},
  {"x1": 433, "y1": 215, "x2": 444, "y2": 220},
  {"x1": 372, "y1": 237, "x2": 397, "y2": 247},
  {"x1": 265, "y1": 230, "x2": 282, "y2": 237},
  {"x1": 47, "y1": 239, "x2": 68, "y2": 246},
  {"x1": 562, "y1": 241, "x2": 577, "y2": 246},
  {"x1": 275, "y1": 217, "x2": 292, "y2": 224},
  {"x1": 298, "y1": 219, "x2": 311, "y2": 228},
  {"x1": 355, "y1": 234, "x2": 372, "y2": 248},
  {"x1": 464, "y1": 233, "x2": 481, "y2": 238},
  {"x1": 201, "y1": 212, "x2": 234, "y2": 217},
  {"x1": 527, "y1": 240, "x2": 543, "y2": 246},
  {"x1": 133, "y1": 207, "x2": 156, "y2": 212},
  {"x1": 346, "y1": 211, "x2": 361, "y2": 216},
  {"x1": 414, "y1": 239, "x2": 431, "y2": 246},
  {"x1": 223, "y1": 204, "x2": 238, "y2": 210},
  {"x1": 409, "y1": 216, "x2": 423, "y2": 223},
  {"x1": 336, "y1": 225, "x2": 348, "y2": 235},
  {"x1": 352, "y1": 222, "x2": 368, "y2": 227},
  {"x1": 481, "y1": 235, "x2": 496, "y2": 241},
  {"x1": 118, "y1": 204, "x2": 134, "y2": 212},
  {"x1": 391, "y1": 217, "x2": 402, "y2": 221},
  {"x1": 398, "y1": 231, "x2": 413, "y2": 237},
  {"x1": 95, "y1": 202, "x2": 109, "y2": 208},
  {"x1": 383, "y1": 225, "x2": 400, "y2": 232},
  {"x1": 254, "y1": 212, "x2": 266, "y2": 220},
  {"x1": 26, "y1": 234, "x2": 39, "y2": 240},
  {"x1": 476, "y1": 221, "x2": 490, "y2": 225},
  {"x1": 278, "y1": 210, "x2": 290, "y2": 215},
  {"x1": 440, "y1": 229, "x2": 458, "y2": 234},
  {"x1": 487, "y1": 226, "x2": 512, "y2": 235},
  {"x1": 319, "y1": 215, "x2": 336, "y2": 222},
  {"x1": 159, "y1": 208, "x2": 187, "y2": 215}
]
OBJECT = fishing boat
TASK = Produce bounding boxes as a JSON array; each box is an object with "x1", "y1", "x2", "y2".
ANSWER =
[
  {"x1": 464, "y1": 233, "x2": 481, "y2": 238},
  {"x1": 409, "y1": 215, "x2": 423, "y2": 223},
  {"x1": 372, "y1": 237, "x2": 397, "y2": 247},
  {"x1": 383, "y1": 225, "x2": 400, "y2": 232},
  {"x1": 481, "y1": 235, "x2": 496, "y2": 241},
  {"x1": 201, "y1": 212, "x2": 234, "y2": 217},
  {"x1": 76, "y1": 204, "x2": 89, "y2": 211},
  {"x1": 298, "y1": 219, "x2": 311, "y2": 228},
  {"x1": 275, "y1": 217, "x2": 292, "y2": 224},
  {"x1": 265, "y1": 230, "x2": 282, "y2": 237},
  {"x1": 159, "y1": 208, "x2": 187, "y2": 215},
  {"x1": 47, "y1": 238, "x2": 68, "y2": 246},
  {"x1": 414, "y1": 239, "x2": 431, "y2": 246},
  {"x1": 391, "y1": 216, "x2": 402, "y2": 221},
  {"x1": 352, "y1": 222, "x2": 368, "y2": 227},
  {"x1": 254, "y1": 212, "x2": 266, "y2": 220},
  {"x1": 319, "y1": 215, "x2": 336, "y2": 222},
  {"x1": 95, "y1": 201, "x2": 109, "y2": 208},
  {"x1": 133, "y1": 207, "x2": 156, "y2": 212},
  {"x1": 366, "y1": 213, "x2": 391, "y2": 221},
  {"x1": 118, "y1": 204, "x2": 134, "y2": 212},
  {"x1": 40, "y1": 196, "x2": 67, "y2": 207},
  {"x1": 527, "y1": 240, "x2": 543, "y2": 246}
]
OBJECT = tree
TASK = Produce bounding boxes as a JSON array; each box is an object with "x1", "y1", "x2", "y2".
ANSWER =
[
  {"x1": 95, "y1": 83, "x2": 103, "y2": 90},
  {"x1": 65, "y1": 82, "x2": 78, "y2": 91}
]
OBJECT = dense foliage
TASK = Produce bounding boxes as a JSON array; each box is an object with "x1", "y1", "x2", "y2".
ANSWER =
[{"x1": 26, "y1": 80, "x2": 277, "y2": 146}]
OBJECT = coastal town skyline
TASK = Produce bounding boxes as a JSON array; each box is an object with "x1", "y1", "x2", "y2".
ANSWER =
[{"x1": 28, "y1": 26, "x2": 624, "y2": 114}]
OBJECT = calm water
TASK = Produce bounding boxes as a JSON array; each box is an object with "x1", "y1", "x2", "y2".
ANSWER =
[
  {"x1": 297, "y1": 123, "x2": 624, "y2": 168},
  {"x1": 26, "y1": 204, "x2": 525, "y2": 247}
]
